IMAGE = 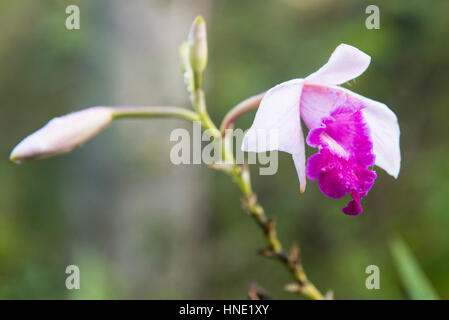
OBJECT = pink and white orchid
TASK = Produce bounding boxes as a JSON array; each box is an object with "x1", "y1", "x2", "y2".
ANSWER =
[{"x1": 242, "y1": 44, "x2": 400, "y2": 215}]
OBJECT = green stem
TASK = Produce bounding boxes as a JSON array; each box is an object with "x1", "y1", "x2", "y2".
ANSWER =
[
  {"x1": 191, "y1": 90, "x2": 219, "y2": 135},
  {"x1": 192, "y1": 90, "x2": 324, "y2": 300},
  {"x1": 110, "y1": 106, "x2": 200, "y2": 122},
  {"x1": 229, "y1": 165, "x2": 323, "y2": 300}
]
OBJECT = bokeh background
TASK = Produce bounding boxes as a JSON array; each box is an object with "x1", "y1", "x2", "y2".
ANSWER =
[{"x1": 0, "y1": 0, "x2": 448, "y2": 299}]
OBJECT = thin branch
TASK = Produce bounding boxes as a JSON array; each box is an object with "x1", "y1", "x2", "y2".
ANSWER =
[
  {"x1": 110, "y1": 106, "x2": 200, "y2": 122},
  {"x1": 219, "y1": 92, "x2": 265, "y2": 135},
  {"x1": 237, "y1": 170, "x2": 324, "y2": 300}
]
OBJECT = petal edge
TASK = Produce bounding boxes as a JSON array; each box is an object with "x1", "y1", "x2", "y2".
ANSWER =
[{"x1": 306, "y1": 44, "x2": 371, "y2": 86}]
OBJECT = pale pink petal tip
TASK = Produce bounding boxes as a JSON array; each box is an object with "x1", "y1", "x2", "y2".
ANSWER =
[{"x1": 306, "y1": 43, "x2": 371, "y2": 86}]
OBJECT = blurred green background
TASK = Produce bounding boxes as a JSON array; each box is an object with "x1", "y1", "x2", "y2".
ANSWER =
[{"x1": 1, "y1": 0, "x2": 448, "y2": 299}]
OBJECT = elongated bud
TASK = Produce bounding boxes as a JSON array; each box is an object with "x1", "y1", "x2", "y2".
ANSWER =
[
  {"x1": 187, "y1": 16, "x2": 208, "y2": 74},
  {"x1": 10, "y1": 107, "x2": 113, "y2": 163}
]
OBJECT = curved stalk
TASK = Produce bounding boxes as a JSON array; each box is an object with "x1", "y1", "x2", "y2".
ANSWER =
[
  {"x1": 219, "y1": 92, "x2": 265, "y2": 135},
  {"x1": 110, "y1": 106, "x2": 200, "y2": 122}
]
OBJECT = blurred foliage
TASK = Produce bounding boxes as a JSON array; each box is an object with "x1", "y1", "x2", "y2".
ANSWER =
[
  {"x1": 390, "y1": 236, "x2": 438, "y2": 300},
  {"x1": 1, "y1": 0, "x2": 449, "y2": 299}
]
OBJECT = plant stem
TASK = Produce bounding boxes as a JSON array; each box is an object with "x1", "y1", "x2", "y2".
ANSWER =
[
  {"x1": 192, "y1": 90, "x2": 220, "y2": 137},
  {"x1": 110, "y1": 106, "x2": 200, "y2": 122},
  {"x1": 193, "y1": 90, "x2": 324, "y2": 300},
  {"x1": 229, "y1": 165, "x2": 324, "y2": 300},
  {"x1": 219, "y1": 92, "x2": 265, "y2": 135}
]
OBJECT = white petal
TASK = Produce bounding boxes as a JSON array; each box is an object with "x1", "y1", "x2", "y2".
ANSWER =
[
  {"x1": 10, "y1": 107, "x2": 113, "y2": 162},
  {"x1": 241, "y1": 79, "x2": 307, "y2": 191},
  {"x1": 306, "y1": 44, "x2": 371, "y2": 86},
  {"x1": 362, "y1": 99, "x2": 401, "y2": 178},
  {"x1": 338, "y1": 87, "x2": 401, "y2": 178}
]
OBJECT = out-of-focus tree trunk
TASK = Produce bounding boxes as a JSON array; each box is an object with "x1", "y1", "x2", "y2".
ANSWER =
[{"x1": 68, "y1": 0, "x2": 213, "y2": 299}]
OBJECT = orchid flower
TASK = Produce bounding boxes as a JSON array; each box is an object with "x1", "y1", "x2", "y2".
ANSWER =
[{"x1": 242, "y1": 44, "x2": 400, "y2": 215}]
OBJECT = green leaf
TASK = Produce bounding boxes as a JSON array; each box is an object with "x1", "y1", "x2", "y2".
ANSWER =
[{"x1": 390, "y1": 236, "x2": 438, "y2": 300}]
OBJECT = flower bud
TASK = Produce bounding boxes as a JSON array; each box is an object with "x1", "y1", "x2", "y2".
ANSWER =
[
  {"x1": 187, "y1": 16, "x2": 208, "y2": 74},
  {"x1": 10, "y1": 107, "x2": 113, "y2": 163}
]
